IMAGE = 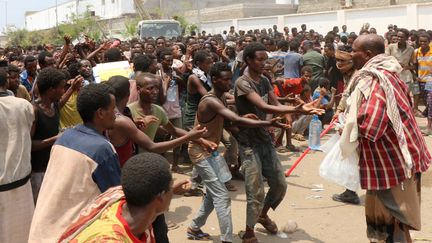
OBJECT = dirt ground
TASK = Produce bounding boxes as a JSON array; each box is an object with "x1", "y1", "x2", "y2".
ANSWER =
[{"x1": 166, "y1": 117, "x2": 432, "y2": 243}]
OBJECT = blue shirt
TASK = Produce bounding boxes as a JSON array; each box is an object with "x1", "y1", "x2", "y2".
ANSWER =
[
  {"x1": 284, "y1": 51, "x2": 303, "y2": 78},
  {"x1": 312, "y1": 90, "x2": 330, "y2": 105}
]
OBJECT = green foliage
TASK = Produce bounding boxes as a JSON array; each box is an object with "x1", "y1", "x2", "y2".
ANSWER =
[
  {"x1": 122, "y1": 17, "x2": 140, "y2": 39},
  {"x1": 57, "y1": 6, "x2": 104, "y2": 41},
  {"x1": 5, "y1": 6, "x2": 105, "y2": 47},
  {"x1": 187, "y1": 24, "x2": 198, "y2": 34},
  {"x1": 6, "y1": 27, "x2": 59, "y2": 47}
]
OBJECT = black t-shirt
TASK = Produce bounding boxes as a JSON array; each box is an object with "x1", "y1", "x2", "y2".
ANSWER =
[
  {"x1": 234, "y1": 75, "x2": 273, "y2": 146},
  {"x1": 31, "y1": 102, "x2": 60, "y2": 172}
]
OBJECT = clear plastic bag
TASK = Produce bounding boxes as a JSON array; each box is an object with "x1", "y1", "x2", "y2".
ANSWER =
[{"x1": 319, "y1": 133, "x2": 360, "y2": 191}]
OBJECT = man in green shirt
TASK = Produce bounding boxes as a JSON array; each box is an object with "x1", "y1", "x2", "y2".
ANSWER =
[
  {"x1": 128, "y1": 73, "x2": 204, "y2": 152},
  {"x1": 302, "y1": 41, "x2": 325, "y2": 91}
]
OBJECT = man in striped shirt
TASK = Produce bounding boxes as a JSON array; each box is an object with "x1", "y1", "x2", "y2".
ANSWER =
[{"x1": 347, "y1": 34, "x2": 431, "y2": 242}]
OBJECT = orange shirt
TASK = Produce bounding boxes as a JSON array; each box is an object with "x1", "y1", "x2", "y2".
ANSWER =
[{"x1": 274, "y1": 78, "x2": 305, "y2": 97}]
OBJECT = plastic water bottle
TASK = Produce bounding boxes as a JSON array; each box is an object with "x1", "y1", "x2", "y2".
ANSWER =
[
  {"x1": 308, "y1": 115, "x2": 322, "y2": 150},
  {"x1": 167, "y1": 80, "x2": 177, "y2": 102},
  {"x1": 209, "y1": 151, "x2": 232, "y2": 183}
]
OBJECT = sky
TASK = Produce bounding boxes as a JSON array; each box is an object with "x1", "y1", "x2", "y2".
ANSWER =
[{"x1": 0, "y1": 0, "x2": 70, "y2": 32}]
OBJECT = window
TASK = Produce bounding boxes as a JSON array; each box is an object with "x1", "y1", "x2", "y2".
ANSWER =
[{"x1": 101, "y1": 0, "x2": 105, "y2": 5}]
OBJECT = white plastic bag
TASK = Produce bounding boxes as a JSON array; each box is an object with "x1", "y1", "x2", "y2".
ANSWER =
[
  {"x1": 319, "y1": 134, "x2": 360, "y2": 191},
  {"x1": 320, "y1": 133, "x2": 341, "y2": 153}
]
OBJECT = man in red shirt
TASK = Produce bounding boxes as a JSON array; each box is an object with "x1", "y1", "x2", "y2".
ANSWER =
[{"x1": 344, "y1": 34, "x2": 431, "y2": 242}]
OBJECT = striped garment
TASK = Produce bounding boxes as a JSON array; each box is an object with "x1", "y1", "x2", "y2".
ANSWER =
[
  {"x1": 415, "y1": 47, "x2": 432, "y2": 83},
  {"x1": 357, "y1": 70, "x2": 431, "y2": 190}
]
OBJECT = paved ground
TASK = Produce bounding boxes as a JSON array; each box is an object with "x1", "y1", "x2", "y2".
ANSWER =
[{"x1": 166, "y1": 117, "x2": 432, "y2": 243}]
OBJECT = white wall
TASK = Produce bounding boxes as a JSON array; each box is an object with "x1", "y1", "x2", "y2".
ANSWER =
[
  {"x1": 26, "y1": 0, "x2": 136, "y2": 31},
  {"x1": 283, "y1": 11, "x2": 338, "y2": 33},
  {"x1": 202, "y1": 3, "x2": 432, "y2": 36},
  {"x1": 238, "y1": 17, "x2": 279, "y2": 32}
]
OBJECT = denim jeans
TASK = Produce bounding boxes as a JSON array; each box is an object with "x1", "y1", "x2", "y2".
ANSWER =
[
  {"x1": 221, "y1": 129, "x2": 239, "y2": 167},
  {"x1": 190, "y1": 156, "x2": 233, "y2": 242},
  {"x1": 292, "y1": 115, "x2": 313, "y2": 135},
  {"x1": 239, "y1": 143, "x2": 287, "y2": 228}
]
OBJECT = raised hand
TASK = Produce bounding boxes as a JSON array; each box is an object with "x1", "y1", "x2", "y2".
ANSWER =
[
  {"x1": 71, "y1": 75, "x2": 84, "y2": 91},
  {"x1": 64, "y1": 35, "x2": 72, "y2": 45}
]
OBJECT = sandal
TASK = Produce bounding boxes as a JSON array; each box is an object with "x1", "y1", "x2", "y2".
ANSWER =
[
  {"x1": 257, "y1": 216, "x2": 278, "y2": 234},
  {"x1": 187, "y1": 227, "x2": 211, "y2": 240},
  {"x1": 225, "y1": 181, "x2": 238, "y2": 191},
  {"x1": 293, "y1": 133, "x2": 306, "y2": 141},
  {"x1": 238, "y1": 230, "x2": 259, "y2": 243},
  {"x1": 276, "y1": 146, "x2": 288, "y2": 153},
  {"x1": 167, "y1": 221, "x2": 179, "y2": 231},
  {"x1": 285, "y1": 144, "x2": 300, "y2": 152},
  {"x1": 183, "y1": 188, "x2": 204, "y2": 197}
]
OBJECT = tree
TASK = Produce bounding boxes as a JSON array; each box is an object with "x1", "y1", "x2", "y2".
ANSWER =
[
  {"x1": 58, "y1": 6, "x2": 105, "y2": 41},
  {"x1": 122, "y1": 17, "x2": 140, "y2": 39}
]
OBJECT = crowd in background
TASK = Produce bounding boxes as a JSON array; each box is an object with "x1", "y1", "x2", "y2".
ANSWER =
[{"x1": 1, "y1": 21, "x2": 432, "y2": 243}]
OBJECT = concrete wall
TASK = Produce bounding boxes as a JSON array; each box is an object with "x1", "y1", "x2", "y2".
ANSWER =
[
  {"x1": 184, "y1": 3, "x2": 297, "y2": 23},
  {"x1": 26, "y1": 0, "x2": 90, "y2": 31},
  {"x1": 297, "y1": 0, "x2": 431, "y2": 13},
  {"x1": 201, "y1": 2, "x2": 432, "y2": 36},
  {"x1": 25, "y1": 0, "x2": 136, "y2": 31}
]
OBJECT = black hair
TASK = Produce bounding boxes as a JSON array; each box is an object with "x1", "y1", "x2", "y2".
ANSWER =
[
  {"x1": 243, "y1": 42, "x2": 267, "y2": 65},
  {"x1": 341, "y1": 35, "x2": 348, "y2": 44},
  {"x1": 318, "y1": 77, "x2": 330, "y2": 88},
  {"x1": 156, "y1": 36, "x2": 166, "y2": 42},
  {"x1": 289, "y1": 41, "x2": 300, "y2": 52},
  {"x1": 419, "y1": 32, "x2": 431, "y2": 41},
  {"x1": 105, "y1": 76, "x2": 130, "y2": 104},
  {"x1": 67, "y1": 61, "x2": 82, "y2": 78},
  {"x1": 301, "y1": 84, "x2": 312, "y2": 97},
  {"x1": 348, "y1": 33, "x2": 358, "y2": 40},
  {"x1": 193, "y1": 50, "x2": 211, "y2": 66},
  {"x1": 301, "y1": 66, "x2": 312, "y2": 74},
  {"x1": 7, "y1": 64, "x2": 20, "y2": 74},
  {"x1": 38, "y1": 51, "x2": 53, "y2": 66},
  {"x1": 174, "y1": 42, "x2": 186, "y2": 54},
  {"x1": 24, "y1": 55, "x2": 36, "y2": 67},
  {"x1": 0, "y1": 69, "x2": 6, "y2": 87},
  {"x1": 77, "y1": 83, "x2": 114, "y2": 123},
  {"x1": 324, "y1": 43, "x2": 335, "y2": 51},
  {"x1": 133, "y1": 54, "x2": 152, "y2": 72},
  {"x1": 136, "y1": 72, "x2": 158, "y2": 87},
  {"x1": 210, "y1": 62, "x2": 231, "y2": 79},
  {"x1": 244, "y1": 34, "x2": 257, "y2": 42},
  {"x1": 159, "y1": 48, "x2": 173, "y2": 61},
  {"x1": 121, "y1": 153, "x2": 172, "y2": 207},
  {"x1": 302, "y1": 41, "x2": 313, "y2": 50},
  {"x1": 60, "y1": 69, "x2": 71, "y2": 81},
  {"x1": 277, "y1": 40, "x2": 289, "y2": 50},
  {"x1": 37, "y1": 67, "x2": 66, "y2": 95},
  {"x1": 397, "y1": 28, "x2": 410, "y2": 39},
  {"x1": 105, "y1": 48, "x2": 122, "y2": 62}
]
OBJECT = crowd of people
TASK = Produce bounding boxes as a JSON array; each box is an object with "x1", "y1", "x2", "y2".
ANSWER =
[{"x1": 0, "y1": 21, "x2": 431, "y2": 243}]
